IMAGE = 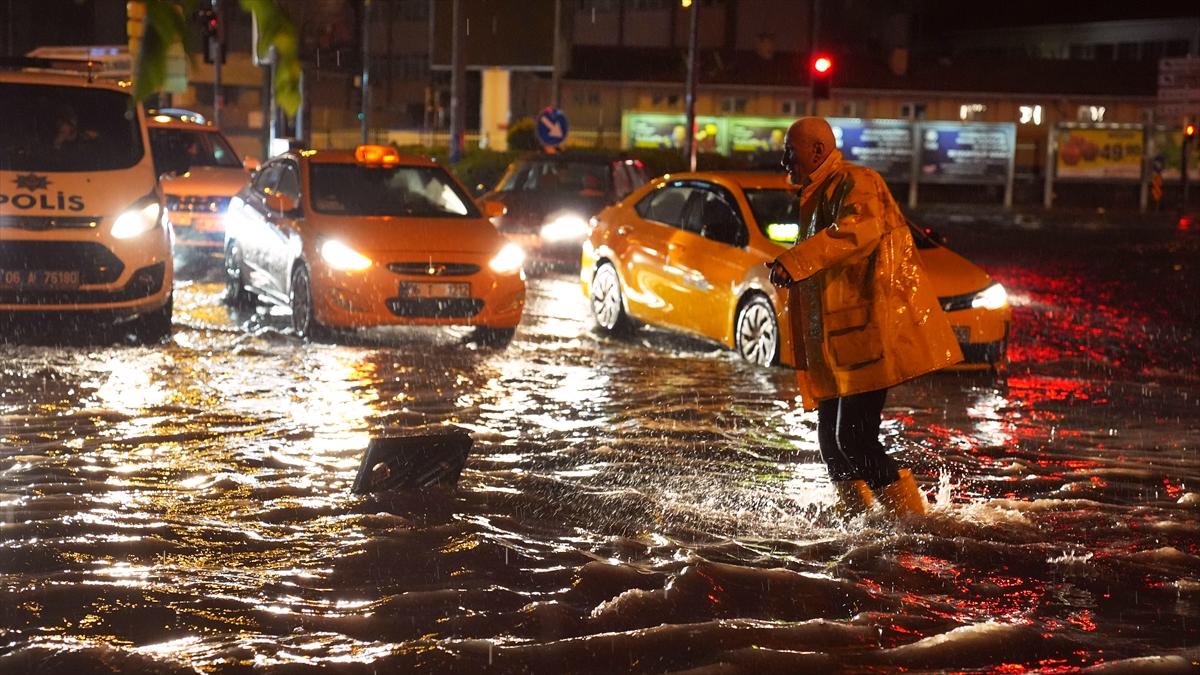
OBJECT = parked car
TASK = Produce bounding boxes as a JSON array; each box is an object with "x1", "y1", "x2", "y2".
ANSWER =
[
  {"x1": 581, "y1": 171, "x2": 1010, "y2": 370},
  {"x1": 223, "y1": 145, "x2": 525, "y2": 344},
  {"x1": 148, "y1": 111, "x2": 258, "y2": 255},
  {"x1": 0, "y1": 61, "x2": 173, "y2": 342},
  {"x1": 479, "y1": 151, "x2": 648, "y2": 265}
]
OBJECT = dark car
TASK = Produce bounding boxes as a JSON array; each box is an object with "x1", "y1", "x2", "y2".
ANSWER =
[{"x1": 479, "y1": 151, "x2": 649, "y2": 265}]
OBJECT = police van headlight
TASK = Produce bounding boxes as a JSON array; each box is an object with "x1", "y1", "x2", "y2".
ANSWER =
[
  {"x1": 112, "y1": 200, "x2": 163, "y2": 239},
  {"x1": 489, "y1": 242, "x2": 525, "y2": 274},
  {"x1": 971, "y1": 283, "x2": 1008, "y2": 310},
  {"x1": 540, "y1": 212, "x2": 589, "y2": 243}
]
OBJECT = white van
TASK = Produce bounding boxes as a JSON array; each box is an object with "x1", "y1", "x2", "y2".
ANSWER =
[{"x1": 0, "y1": 65, "x2": 173, "y2": 342}]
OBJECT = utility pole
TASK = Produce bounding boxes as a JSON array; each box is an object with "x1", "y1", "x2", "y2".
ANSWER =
[
  {"x1": 449, "y1": 0, "x2": 465, "y2": 164},
  {"x1": 683, "y1": 0, "x2": 698, "y2": 171},
  {"x1": 551, "y1": 0, "x2": 562, "y2": 109},
  {"x1": 360, "y1": 0, "x2": 372, "y2": 144},
  {"x1": 212, "y1": 0, "x2": 222, "y2": 128}
]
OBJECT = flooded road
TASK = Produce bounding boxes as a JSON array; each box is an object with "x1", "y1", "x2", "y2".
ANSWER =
[{"x1": 2, "y1": 224, "x2": 1198, "y2": 673}]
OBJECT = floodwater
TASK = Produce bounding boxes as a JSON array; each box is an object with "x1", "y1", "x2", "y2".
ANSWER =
[{"x1": 1, "y1": 224, "x2": 1198, "y2": 673}]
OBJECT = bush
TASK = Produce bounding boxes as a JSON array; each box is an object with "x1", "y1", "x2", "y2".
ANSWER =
[{"x1": 507, "y1": 118, "x2": 539, "y2": 151}]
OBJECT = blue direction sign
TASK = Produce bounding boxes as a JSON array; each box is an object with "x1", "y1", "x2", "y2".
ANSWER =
[{"x1": 536, "y1": 107, "x2": 569, "y2": 147}]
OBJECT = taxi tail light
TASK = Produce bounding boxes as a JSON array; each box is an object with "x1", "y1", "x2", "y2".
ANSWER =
[{"x1": 356, "y1": 144, "x2": 401, "y2": 167}]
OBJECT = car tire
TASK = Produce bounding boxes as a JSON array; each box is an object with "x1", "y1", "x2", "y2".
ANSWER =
[
  {"x1": 590, "y1": 262, "x2": 633, "y2": 334},
  {"x1": 290, "y1": 264, "x2": 329, "y2": 341},
  {"x1": 224, "y1": 241, "x2": 256, "y2": 309},
  {"x1": 735, "y1": 294, "x2": 779, "y2": 366},
  {"x1": 473, "y1": 326, "x2": 516, "y2": 347},
  {"x1": 134, "y1": 293, "x2": 173, "y2": 345}
]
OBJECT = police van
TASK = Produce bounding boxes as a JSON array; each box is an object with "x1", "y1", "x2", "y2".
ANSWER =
[{"x1": 0, "y1": 57, "x2": 173, "y2": 342}]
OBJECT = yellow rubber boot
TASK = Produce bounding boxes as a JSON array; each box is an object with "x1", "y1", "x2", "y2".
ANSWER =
[
  {"x1": 832, "y1": 479, "x2": 875, "y2": 517},
  {"x1": 876, "y1": 469, "x2": 928, "y2": 517}
]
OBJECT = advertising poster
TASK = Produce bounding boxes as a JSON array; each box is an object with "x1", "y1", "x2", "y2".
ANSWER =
[
  {"x1": 728, "y1": 117, "x2": 790, "y2": 155},
  {"x1": 1150, "y1": 128, "x2": 1200, "y2": 182},
  {"x1": 1055, "y1": 127, "x2": 1144, "y2": 180},
  {"x1": 623, "y1": 113, "x2": 726, "y2": 153},
  {"x1": 919, "y1": 122, "x2": 1015, "y2": 184},
  {"x1": 828, "y1": 118, "x2": 913, "y2": 182}
]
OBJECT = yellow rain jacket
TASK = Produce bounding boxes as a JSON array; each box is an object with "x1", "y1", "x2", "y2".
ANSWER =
[{"x1": 775, "y1": 150, "x2": 962, "y2": 409}]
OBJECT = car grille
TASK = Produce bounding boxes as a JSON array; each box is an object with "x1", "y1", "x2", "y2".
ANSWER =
[
  {"x1": 0, "y1": 215, "x2": 100, "y2": 231},
  {"x1": 939, "y1": 290, "x2": 979, "y2": 313},
  {"x1": 386, "y1": 298, "x2": 484, "y2": 318},
  {"x1": 387, "y1": 262, "x2": 480, "y2": 277},
  {"x1": 0, "y1": 241, "x2": 124, "y2": 284},
  {"x1": 166, "y1": 195, "x2": 231, "y2": 213},
  {"x1": 0, "y1": 262, "x2": 163, "y2": 305}
]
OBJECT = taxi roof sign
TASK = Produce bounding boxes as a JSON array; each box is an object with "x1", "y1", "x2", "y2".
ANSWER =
[{"x1": 355, "y1": 144, "x2": 401, "y2": 167}]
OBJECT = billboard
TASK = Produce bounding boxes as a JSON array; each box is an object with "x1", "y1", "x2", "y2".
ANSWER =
[
  {"x1": 829, "y1": 118, "x2": 913, "y2": 182},
  {"x1": 1055, "y1": 127, "x2": 1144, "y2": 180},
  {"x1": 1150, "y1": 128, "x2": 1200, "y2": 182},
  {"x1": 623, "y1": 113, "x2": 726, "y2": 153},
  {"x1": 919, "y1": 123, "x2": 1015, "y2": 184}
]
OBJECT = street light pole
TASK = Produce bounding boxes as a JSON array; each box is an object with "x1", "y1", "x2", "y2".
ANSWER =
[
  {"x1": 683, "y1": 0, "x2": 698, "y2": 172},
  {"x1": 449, "y1": 0, "x2": 465, "y2": 164},
  {"x1": 361, "y1": 0, "x2": 372, "y2": 144},
  {"x1": 212, "y1": 0, "x2": 222, "y2": 128}
]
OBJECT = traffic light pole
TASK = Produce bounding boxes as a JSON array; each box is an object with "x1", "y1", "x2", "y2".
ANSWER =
[
  {"x1": 683, "y1": 1, "x2": 698, "y2": 172},
  {"x1": 360, "y1": 0, "x2": 372, "y2": 144},
  {"x1": 212, "y1": 0, "x2": 222, "y2": 128}
]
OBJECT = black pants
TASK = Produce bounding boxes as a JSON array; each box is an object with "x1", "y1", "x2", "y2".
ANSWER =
[{"x1": 817, "y1": 387, "x2": 899, "y2": 490}]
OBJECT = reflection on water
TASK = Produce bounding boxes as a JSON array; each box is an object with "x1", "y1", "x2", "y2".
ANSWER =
[{"x1": 1, "y1": 227, "x2": 1199, "y2": 672}]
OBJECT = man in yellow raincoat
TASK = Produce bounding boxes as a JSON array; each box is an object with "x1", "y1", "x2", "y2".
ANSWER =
[{"x1": 768, "y1": 117, "x2": 962, "y2": 518}]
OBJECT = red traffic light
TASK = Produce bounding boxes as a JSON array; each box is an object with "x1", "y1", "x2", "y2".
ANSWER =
[{"x1": 812, "y1": 55, "x2": 833, "y2": 74}]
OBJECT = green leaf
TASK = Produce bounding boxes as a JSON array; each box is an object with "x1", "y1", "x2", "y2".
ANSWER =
[{"x1": 239, "y1": 0, "x2": 301, "y2": 116}]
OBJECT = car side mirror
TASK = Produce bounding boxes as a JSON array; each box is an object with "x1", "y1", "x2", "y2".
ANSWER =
[
  {"x1": 243, "y1": 155, "x2": 261, "y2": 172},
  {"x1": 482, "y1": 200, "x2": 507, "y2": 218},
  {"x1": 264, "y1": 192, "x2": 298, "y2": 215}
]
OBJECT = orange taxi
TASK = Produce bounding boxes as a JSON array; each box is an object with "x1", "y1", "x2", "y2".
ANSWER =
[
  {"x1": 223, "y1": 145, "x2": 526, "y2": 343},
  {"x1": 581, "y1": 172, "x2": 1010, "y2": 369},
  {"x1": 148, "y1": 111, "x2": 258, "y2": 253}
]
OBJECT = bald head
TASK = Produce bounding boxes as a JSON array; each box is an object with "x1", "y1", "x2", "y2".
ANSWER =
[{"x1": 782, "y1": 117, "x2": 836, "y2": 185}]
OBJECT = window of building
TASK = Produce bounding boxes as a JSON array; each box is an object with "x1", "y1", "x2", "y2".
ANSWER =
[
  {"x1": 579, "y1": 0, "x2": 617, "y2": 11},
  {"x1": 839, "y1": 101, "x2": 862, "y2": 117},
  {"x1": 721, "y1": 96, "x2": 747, "y2": 113},
  {"x1": 397, "y1": 0, "x2": 429, "y2": 21},
  {"x1": 900, "y1": 102, "x2": 926, "y2": 120},
  {"x1": 631, "y1": 0, "x2": 668, "y2": 9},
  {"x1": 1095, "y1": 44, "x2": 1115, "y2": 61},
  {"x1": 1165, "y1": 40, "x2": 1191, "y2": 57},
  {"x1": 1077, "y1": 105, "x2": 1105, "y2": 123},
  {"x1": 1018, "y1": 105, "x2": 1043, "y2": 125},
  {"x1": 780, "y1": 99, "x2": 805, "y2": 116},
  {"x1": 959, "y1": 103, "x2": 987, "y2": 121},
  {"x1": 1117, "y1": 42, "x2": 1140, "y2": 61}
]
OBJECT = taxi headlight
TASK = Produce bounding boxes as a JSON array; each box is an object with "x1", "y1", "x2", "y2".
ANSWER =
[
  {"x1": 321, "y1": 240, "x2": 372, "y2": 271},
  {"x1": 971, "y1": 283, "x2": 1008, "y2": 310},
  {"x1": 112, "y1": 201, "x2": 162, "y2": 239},
  {"x1": 540, "y1": 213, "x2": 590, "y2": 243},
  {"x1": 489, "y1": 242, "x2": 525, "y2": 274}
]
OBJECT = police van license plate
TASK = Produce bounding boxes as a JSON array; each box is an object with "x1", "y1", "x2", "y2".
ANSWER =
[
  {"x1": 398, "y1": 281, "x2": 470, "y2": 299},
  {"x1": 0, "y1": 269, "x2": 81, "y2": 289}
]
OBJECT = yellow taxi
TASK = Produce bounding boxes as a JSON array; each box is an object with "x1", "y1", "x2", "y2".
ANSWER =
[
  {"x1": 148, "y1": 111, "x2": 258, "y2": 254},
  {"x1": 581, "y1": 172, "x2": 1010, "y2": 369},
  {"x1": 223, "y1": 145, "x2": 526, "y2": 343}
]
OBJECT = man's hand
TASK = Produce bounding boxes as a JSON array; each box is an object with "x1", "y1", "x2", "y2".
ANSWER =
[{"x1": 768, "y1": 261, "x2": 794, "y2": 288}]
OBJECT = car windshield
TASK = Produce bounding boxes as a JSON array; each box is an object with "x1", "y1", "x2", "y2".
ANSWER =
[
  {"x1": 496, "y1": 160, "x2": 609, "y2": 195},
  {"x1": 149, "y1": 127, "x2": 241, "y2": 175},
  {"x1": 744, "y1": 188, "x2": 802, "y2": 244},
  {"x1": 310, "y1": 164, "x2": 480, "y2": 218},
  {"x1": 0, "y1": 83, "x2": 144, "y2": 172}
]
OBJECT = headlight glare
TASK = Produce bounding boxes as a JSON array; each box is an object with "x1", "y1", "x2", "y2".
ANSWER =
[
  {"x1": 540, "y1": 213, "x2": 590, "y2": 243},
  {"x1": 489, "y1": 242, "x2": 525, "y2": 274},
  {"x1": 112, "y1": 202, "x2": 162, "y2": 239},
  {"x1": 321, "y1": 240, "x2": 372, "y2": 271},
  {"x1": 971, "y1": 283, "x2": 1008, "y2": 310}
]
